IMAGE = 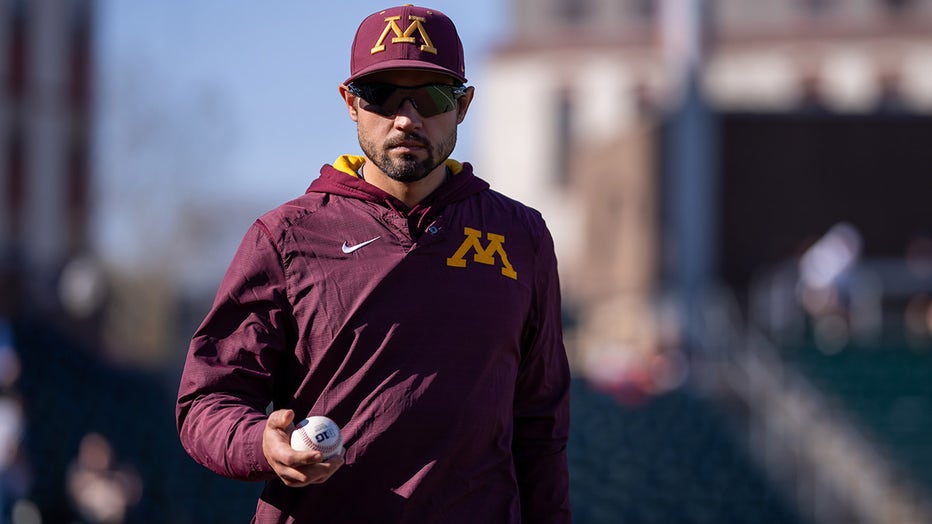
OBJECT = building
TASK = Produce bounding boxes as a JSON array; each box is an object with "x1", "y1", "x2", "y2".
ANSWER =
[
  {"x1": 479, "y1": 0, "x2": 932, "y2": 369},
  {"x1": 479, "y1": 2, "x2": 932, "y2": 520},
  {"x1": 1, "y1": 0, "x2": 95, "y2": 317}
]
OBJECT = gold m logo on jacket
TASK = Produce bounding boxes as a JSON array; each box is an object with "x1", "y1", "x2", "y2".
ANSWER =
[
  {"x1": 446, "y1": 227, "x2": 518, "y2": 280},
  {"x1": 371, "y1": 15, "x2": 437, "y2": 55}
]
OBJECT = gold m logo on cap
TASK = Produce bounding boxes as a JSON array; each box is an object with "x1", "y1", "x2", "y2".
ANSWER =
[{"x1": 371, "y1": 15, "x2": 437, "y2": 55}]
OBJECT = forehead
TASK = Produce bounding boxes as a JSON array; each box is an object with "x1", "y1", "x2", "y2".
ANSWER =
[{"x1": 357, "y1": 69, "x2": 460, "y2": 86}]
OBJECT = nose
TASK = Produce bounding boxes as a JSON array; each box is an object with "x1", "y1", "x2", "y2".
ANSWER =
[{"x1": 392, "y1": 99, "x2": 423, "y2": 129}]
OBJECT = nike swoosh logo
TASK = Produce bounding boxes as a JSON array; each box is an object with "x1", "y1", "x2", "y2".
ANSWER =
[{"x1": 341, "y1": 236, "x2": 381, "y2": 254}]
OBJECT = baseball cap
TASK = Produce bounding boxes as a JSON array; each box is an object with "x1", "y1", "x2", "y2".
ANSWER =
[{"x1": 345, "y1": 4, "x2": 467, "y2": 85}]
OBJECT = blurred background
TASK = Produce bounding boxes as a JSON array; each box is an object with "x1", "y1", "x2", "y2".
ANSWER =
[{"x1": 2, "y1": 0, "x2": 932, "y2": 522}]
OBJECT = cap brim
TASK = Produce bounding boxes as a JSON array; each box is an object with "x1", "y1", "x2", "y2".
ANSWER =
[{"x1": 345, "y1": 59, "x2": 467, "y2": 85}]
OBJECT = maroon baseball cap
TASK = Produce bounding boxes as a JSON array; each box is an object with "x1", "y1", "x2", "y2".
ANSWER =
[{"x1": 345, "y1": 4, "x2": 467, "y2": 85}]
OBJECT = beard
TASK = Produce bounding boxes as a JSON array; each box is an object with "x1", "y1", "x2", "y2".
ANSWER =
[{"x1": 358, "y1": 128, "x2": 457, "y2": 183}]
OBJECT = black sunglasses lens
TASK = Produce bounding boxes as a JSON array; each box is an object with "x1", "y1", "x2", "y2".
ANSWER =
[
  {"x1": 352, "y1": 84, "x2": 460, "y2": 118},
  {"x1": 419, "y1": 86, "x2": 458, "y2": 116},
  {"x1": 354, "y1": 84, "x2": 396, "y2": 116}
]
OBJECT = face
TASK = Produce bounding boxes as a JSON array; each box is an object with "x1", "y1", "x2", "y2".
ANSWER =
[{"x1": 341, "y1": 69, "x2": 474, "y2": 183}]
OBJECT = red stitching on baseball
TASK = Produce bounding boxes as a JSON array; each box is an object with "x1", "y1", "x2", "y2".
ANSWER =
[{"x1": 299, "y1": 430, "x2": 314, "y2": 449}]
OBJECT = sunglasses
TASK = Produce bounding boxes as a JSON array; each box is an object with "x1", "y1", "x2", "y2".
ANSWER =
[{"x1": 346, "y1": 82, "x2": 467, "y2": 118}]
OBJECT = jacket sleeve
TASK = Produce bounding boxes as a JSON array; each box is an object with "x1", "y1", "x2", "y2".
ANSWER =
[
  {"x1": 176, "y1": 221, "x2": 294, "y2": 481},
  {"x1": 513, "y1": 221, "x2": 572, "y2": 523}
]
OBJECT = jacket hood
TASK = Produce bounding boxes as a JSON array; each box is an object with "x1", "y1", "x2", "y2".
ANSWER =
[{"x1": 307, "y1": 155, "x2": 489, "y2": 230}]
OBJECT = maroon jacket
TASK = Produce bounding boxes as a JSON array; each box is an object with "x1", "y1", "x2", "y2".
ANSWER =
[{"x1": 176, "y1": 156, "x2": 571, "y2": 523}]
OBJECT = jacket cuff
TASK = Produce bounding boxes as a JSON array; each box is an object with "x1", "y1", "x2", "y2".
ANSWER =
[{"x1": 242, "y1": 421, "x2": 276, "y2": 481}]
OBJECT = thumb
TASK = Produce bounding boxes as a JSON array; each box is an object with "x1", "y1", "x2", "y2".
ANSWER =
[{"x1": 268, "y1": 409, "x2": 295, "y2": 431}]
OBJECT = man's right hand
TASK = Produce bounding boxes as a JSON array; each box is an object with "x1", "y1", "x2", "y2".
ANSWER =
[{"x1": 262, "y1": 409, "x2": 345, "y2": 487}]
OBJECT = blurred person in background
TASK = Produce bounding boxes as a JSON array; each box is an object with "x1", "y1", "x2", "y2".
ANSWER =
[
  {"x1": 66, "y1": 433, "x2": 142, "y2": 524},
  {"x1": 0, "y1": 320, "x2": 29, "y2": 523},
  {"x1": 176, "y1": 4, "x2": 571, "y2": 523}
]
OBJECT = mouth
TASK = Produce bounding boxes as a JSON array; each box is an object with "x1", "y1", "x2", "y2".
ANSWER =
[
  {"x1": 392, "y1": 145, "x2": 424, "y2": 152},
  {"x1": 387, "y1": 136, "x2": 429, "y2": 152},
  {"x1": 391, "y1": 140, "x2": 426, "y2": 147}
]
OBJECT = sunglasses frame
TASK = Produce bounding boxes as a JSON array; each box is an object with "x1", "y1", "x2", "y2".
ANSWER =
[{"x1": 346, "y1": 82, "x2": 468, "y2": 118}]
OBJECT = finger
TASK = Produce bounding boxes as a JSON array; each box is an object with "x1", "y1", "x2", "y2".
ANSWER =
[
  {"x1": 305, "y1": 461, "x2": 342, "y2": 484},
  {"x1": 278, "y1": 458, "x2": 341, "y2": 487},
  {"x1": 324, "y1": 453, "x2": 345, "y2": 468},
  {"x1": 276, "y1": 466, "x2": 315, "y2": 488},
  {"x1": 317, "y1": 454, "x2": 345, "y2": 477},
  {"x1": 279, "y1": 449, "x2": 323, "y2": 467}
]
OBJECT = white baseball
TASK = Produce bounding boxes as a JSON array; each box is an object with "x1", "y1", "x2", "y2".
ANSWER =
[{"x1": 290, "y1": 415, "x2": 343, "y2": 460}]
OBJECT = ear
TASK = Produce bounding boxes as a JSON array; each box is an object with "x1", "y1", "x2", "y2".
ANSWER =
[
  {"x1": 455, "y1": 86, "x2": 475, "y2": 125},
  {"x1": 339, "y1": 84, "x2": 360, "y2": 122}
]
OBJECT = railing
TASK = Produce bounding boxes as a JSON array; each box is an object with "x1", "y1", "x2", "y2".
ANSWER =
[{"x1": 693, "y1": 283, "x2": 932, "y2": 524}]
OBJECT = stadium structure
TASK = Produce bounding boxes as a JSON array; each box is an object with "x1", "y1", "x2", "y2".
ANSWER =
[
  {"x1": 478, "y1": 0, "x2": 932, "y2": 522},
  {"x1": 1, "y1": 0, "x2": 96, "y2": 321}
]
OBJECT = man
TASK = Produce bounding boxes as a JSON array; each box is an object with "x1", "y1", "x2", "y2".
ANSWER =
[{"x1": 176, "y1": 5, "x2": 571, "y2": 523}]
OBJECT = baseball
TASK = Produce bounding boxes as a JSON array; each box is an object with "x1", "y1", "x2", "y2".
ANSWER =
[{"x1": 291, "y1": 415, "x2": 343, "y2": 460}]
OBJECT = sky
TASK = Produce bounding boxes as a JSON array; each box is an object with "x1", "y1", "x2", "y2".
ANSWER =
[{"x1": 92, "y1": 1, "x2": 508, "y2": 291}]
